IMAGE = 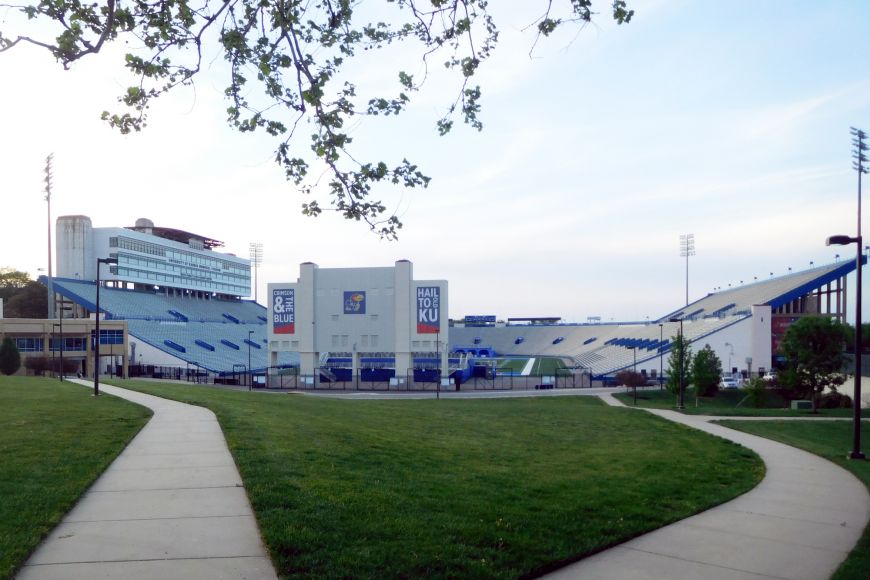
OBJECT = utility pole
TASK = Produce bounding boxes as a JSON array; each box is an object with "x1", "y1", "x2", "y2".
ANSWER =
[
  {"x1": 45, "y1": 154, "x2": 55, "y2": 319},
  {"x1": 249, "y1": 242, "x2": 264, "y2": 303},
  {"x1": 680, "y1": 234, "x2": 695, "y2": 306}
]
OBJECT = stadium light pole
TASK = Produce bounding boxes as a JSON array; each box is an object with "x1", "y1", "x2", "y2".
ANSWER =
[
  {"x1": 249, "y1": 242, "x2": 263, "y2": 303},
  {"x1": 627, "y1": 345, "x2": 637, "y2": 405},
  {"x1": 248, "y1": 330, "x2": 254, "y2": 391},
  {"x1": 44, "y1": 154, "x2": 55, "y2": 319},
  {"x1": 94, "y1": 257, "x2": 118, "y2": 396},
  {"x1": 680, "y1": 234, "x2": 695, "y2": 307},
  {"x1": 669, "y1": 317, "x2": 685, "y2": 410}
]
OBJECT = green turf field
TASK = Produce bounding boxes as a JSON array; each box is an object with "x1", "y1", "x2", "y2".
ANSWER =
[{"x1": 490, "y1": 357, "x2": 568, "y2": 376}]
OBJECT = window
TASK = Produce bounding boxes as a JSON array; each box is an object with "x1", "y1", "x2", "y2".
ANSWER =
[
  {"x1": 332, "y1": 335, "x2": 339, "y2": 348},
  {"x1": 14, "y1": 337, "x2": 43, "y2": 352},
  {"x1": 90, "y1": 329, "x2": 123, "y2": 346},
  {"x1": 341, "y1": 335, "x2": 349, "y2": 347},
  {"x1": 371, "y1": 335, "x2": 379, "y2": 348},
  {"x1": 361, "y1": 335, "x2": 369, "y2": 347}
]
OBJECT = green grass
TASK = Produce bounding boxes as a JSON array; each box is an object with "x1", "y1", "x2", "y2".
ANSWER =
[
  {"x1": 110, "y1": 379, "x2": 763, "y2": 578},
  {"x1": 614, "y1": 387, "x2": 870, "y2": 417},
  {"x1": 494, "y1": 357, "x2": 528, "y2": 373},
  {"x1": 532, "y1": 357, "x2": 568, "y2": 376},
  {"x1": 0, "y1": 376, "x2": 151, "y2": 580},
  {"x1": 717, "y1": 420, "x2": 870, "y2": 580}
]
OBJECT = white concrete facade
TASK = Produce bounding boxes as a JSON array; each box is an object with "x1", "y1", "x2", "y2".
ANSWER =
[
  {"x1": 56, "y1": 215, "x2": 251, "y2": 298},
  {"x1": 267, "y1": 260, "x2": 448, "y2": 376}
]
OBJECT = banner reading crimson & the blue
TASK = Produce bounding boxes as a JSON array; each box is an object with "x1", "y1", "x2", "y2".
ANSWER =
[{"x1": 273, "y1": 288, "x2": 295, "y2": 334}]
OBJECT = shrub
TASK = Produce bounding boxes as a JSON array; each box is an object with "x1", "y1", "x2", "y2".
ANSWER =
[
  {"x1": 741, "y1": 377, "x2": 768, "y2": 408},
  {"x1": 0, "y1": 337, "x2": 21, "y2": 375},
  {"x1": 819, "y1": 391, "x2": 852, "y2": 409},
  {"x1": 24, "y1": 356, "x2": 50, "y2": 376}
]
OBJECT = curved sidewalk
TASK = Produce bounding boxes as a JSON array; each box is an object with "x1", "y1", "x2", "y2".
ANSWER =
[
  {"x1": 546, "y1": 393, "x2": 870, "y2": 580},
  {"x1": 17, "y1": 381, "x2": 277, "y2": 580}
]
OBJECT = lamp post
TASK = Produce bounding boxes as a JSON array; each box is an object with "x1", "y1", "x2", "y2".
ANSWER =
[
  {"x1": 658, "y1": 323, "x2": 664, "y2": 390},
  {"x1": 828, "y1": 238, "x2": 865, "y2": 459},
  {"x1": 94, "y1": 256, "x2": 118, "y2": 396},
  {"x1": 627, "y1": 345, "x2": 637, "y2": 405},
  {"x1": 724, "y1": 342, "x2": 734, "y2": 376},
  {"x1": 669, "y1": 317, "x2": 685, "y2": 410},
  {"x1": 248, "y1": 330, "x2": 254, "y2": 390}
]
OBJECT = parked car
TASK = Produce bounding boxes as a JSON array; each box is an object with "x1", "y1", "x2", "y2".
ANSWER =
[{"x1": 720, "y1": 375, "x2": 739, "y2": 389}]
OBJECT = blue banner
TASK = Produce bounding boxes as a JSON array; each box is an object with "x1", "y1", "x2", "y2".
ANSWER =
[
  {"x1": 417, "y1": 286, "x2": 440, "y2": 333},
  {"x1": 344, "y1": 291, "x2": 366, "y2": 314},
  {"x1": 273, "y1": 288, "x2": 295, "y2": 334}
]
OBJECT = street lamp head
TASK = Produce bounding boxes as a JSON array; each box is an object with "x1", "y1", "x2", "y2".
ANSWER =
[
  {"x1": 668, "y1": 317, "x2": 681, "y2": 323},
  {"x1": 827, "y1": 235, "x2": 856, "y2": 246},
  {"x1": 98, "y1": 257, "x2": 119, "y2": 265}
]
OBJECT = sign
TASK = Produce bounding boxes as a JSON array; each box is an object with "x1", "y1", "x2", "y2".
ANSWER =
[
  {"x1": 344, "y1": 291, "x2": 366, "y2": 314},
  {"x1": 465, "y1": 315, "x2": 496, "y2": 327},
  {"x1": 272, "y1": 288, "x2": 295, "y2": 334},
  {"x1": 417, "y1": 286, "x2": 440, "y2": 333}
]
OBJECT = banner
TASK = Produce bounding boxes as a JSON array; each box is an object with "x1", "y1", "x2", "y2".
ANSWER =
[
  {"x1": 417, "y1": 286, "x2": 440, "y2": 333},
  {"x1": 465, "y1": 315, "x2": 496, "y2": 327},
  {"x1": 272, "y1": 288, "x2": 295, "y2": 334},
  {"x1": 344, "y1": 291, "x2": 366, "y2": 314}
]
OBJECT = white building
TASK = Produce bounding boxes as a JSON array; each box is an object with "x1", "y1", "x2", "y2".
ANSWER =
[
  {"x1": 268, "y1": 260, "x2": 448, "y2": 379},
  {"x1": 56, "y1": 216, "x2": 251, "y2": 298}
]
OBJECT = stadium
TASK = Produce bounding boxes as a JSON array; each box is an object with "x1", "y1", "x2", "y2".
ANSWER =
[{"x1": 0, "y1": 214, "x2": 862, "y2": 389}]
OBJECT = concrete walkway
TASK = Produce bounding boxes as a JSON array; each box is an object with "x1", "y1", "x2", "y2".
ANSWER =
[
  {"x1": 17, "y1": 380, "x2": 277, "y2": 580},
  {"x1": 546, "y1": 393, "x2": 870, "y2": 579}
]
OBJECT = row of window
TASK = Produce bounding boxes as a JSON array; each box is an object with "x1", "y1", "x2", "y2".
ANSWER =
[
  {"x1": 12, "y1": 331, "x2": 123, "y2": 352},
  {"x1": 116, "y1": 266, "x2": 249, "y2": 295},
  {"x1": 118, "y1": 253, "x2": 249, "y2": 285},
  {"x1": 111, "y1": 236, "x2": 249, "y2": 275}
]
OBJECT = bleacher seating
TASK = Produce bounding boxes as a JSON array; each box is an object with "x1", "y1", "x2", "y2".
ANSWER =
[
  {"x1": 53, "y1": 278, "x2": 296, "y2": 374},
  {"x1": 449, "y1": 261, "x2": 851, "y2": 377}
]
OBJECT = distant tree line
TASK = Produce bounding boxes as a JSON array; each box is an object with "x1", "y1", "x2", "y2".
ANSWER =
[{"x1": 0, "y1": 268, "x2": 46, "y2": 318}]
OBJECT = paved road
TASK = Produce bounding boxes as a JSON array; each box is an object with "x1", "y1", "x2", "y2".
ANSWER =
[{"x1": 17, "y1": 380, "x2": 277, "y2": 580}]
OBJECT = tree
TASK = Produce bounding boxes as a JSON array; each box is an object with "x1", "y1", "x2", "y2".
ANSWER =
[
  {"x1": 0, "y1": 1, "x2": 632, "y2": 238},
  {"x1": 615, "y1": 369, "x2": 646, "y2": 404},
  {"x1": 691, "y1": 344, "x2": 722, "y2": 397},
  {"x1": 4, "y1": 281, "x2": 48, "y2": 319},
  {"x1": 665, "y1": 334, "x2": 691, "y2": 397},
  {"x1": 0, "y1": 336, "x2": 21, "y2": 375},
  {"x1": 780, "y1": 316, "x2": 848, "y2": 413},
  {"x1": 0, "y1": 268, "x2": 31, "y2": 302}
]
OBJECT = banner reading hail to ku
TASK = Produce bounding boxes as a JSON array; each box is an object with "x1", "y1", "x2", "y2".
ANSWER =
[
  {"x1": 273, "y1": 288, "x2": 295, "y2": 334},
  {"x1": 417, "y1": 286, "x2": 440, "y2": 334}
]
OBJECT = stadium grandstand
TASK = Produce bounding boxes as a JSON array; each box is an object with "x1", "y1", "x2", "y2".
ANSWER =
[
  {"x1": 28, "y1": 213, "x2": 865, "y2": 388},
  {"x1": 449, "y1": 259, "x2": 864, "y2": 382},
  {"x1": 42, "y1": 215, "x2": 296, "y2": 382}
]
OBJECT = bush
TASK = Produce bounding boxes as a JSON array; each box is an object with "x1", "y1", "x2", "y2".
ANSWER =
[
  {"x1": 741, "y1": 378, "x2": 768, "y2": 408},
  {"x1": 24, "y1": 356, "x2": 50, "y2": 376},
  {"x1": 819, "y1": 391, "x2": 852, "y2": 409},
  {"x1": 0, "y1": 337, "x2": 21, "y2": 375}
]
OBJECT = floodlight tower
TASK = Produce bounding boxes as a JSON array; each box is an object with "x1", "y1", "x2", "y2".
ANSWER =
[
  {"x1": 249, "y1": 242, "x2": 264, "y2": 303},
  {"x1": 679, "y1": 234, "x2": 695, "y2": 306},
  {"x1": 44, "y1": 154, "x2": 55, "y2": 319}
]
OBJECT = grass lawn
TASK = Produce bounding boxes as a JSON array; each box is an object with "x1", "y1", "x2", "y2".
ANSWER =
[
  {"x1": 111, "y1": 379, "x2": 763, "y2": 578},
  {"x1": 0, "y1": 376, "x2": 151, "y2": 580},
  {"x1": 494, "y1": 357, "x2": 528, "y2": 374},
  {"x1": 614, "y1": 387, "x2": 870, "y2": 417},
  {"x1": 717, "y1": 419, "x2": 870, "y2": 580}
]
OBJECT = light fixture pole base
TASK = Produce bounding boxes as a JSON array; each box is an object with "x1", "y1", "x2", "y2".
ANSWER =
[{"x1": 848, "y1": 451, "x2": 866, "y2": 460}]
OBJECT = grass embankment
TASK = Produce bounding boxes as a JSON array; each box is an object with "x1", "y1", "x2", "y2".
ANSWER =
[
  {"x1": 719, "y1": 420, "x2": 870, "y2": 580},
  {"x1": 614, "y1": 387, "x2": 870, "y2": 417},
  {"x1": 112, "y1": 379, "x2": 762, "y2": 578},
  {"x1": 0, "y1": 377, "x2": 151, "y2": 580}
]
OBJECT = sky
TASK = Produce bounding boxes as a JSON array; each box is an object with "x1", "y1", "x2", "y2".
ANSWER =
[{"x1": 1, "y1": 0, "x2": 869, "y2": 323}]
